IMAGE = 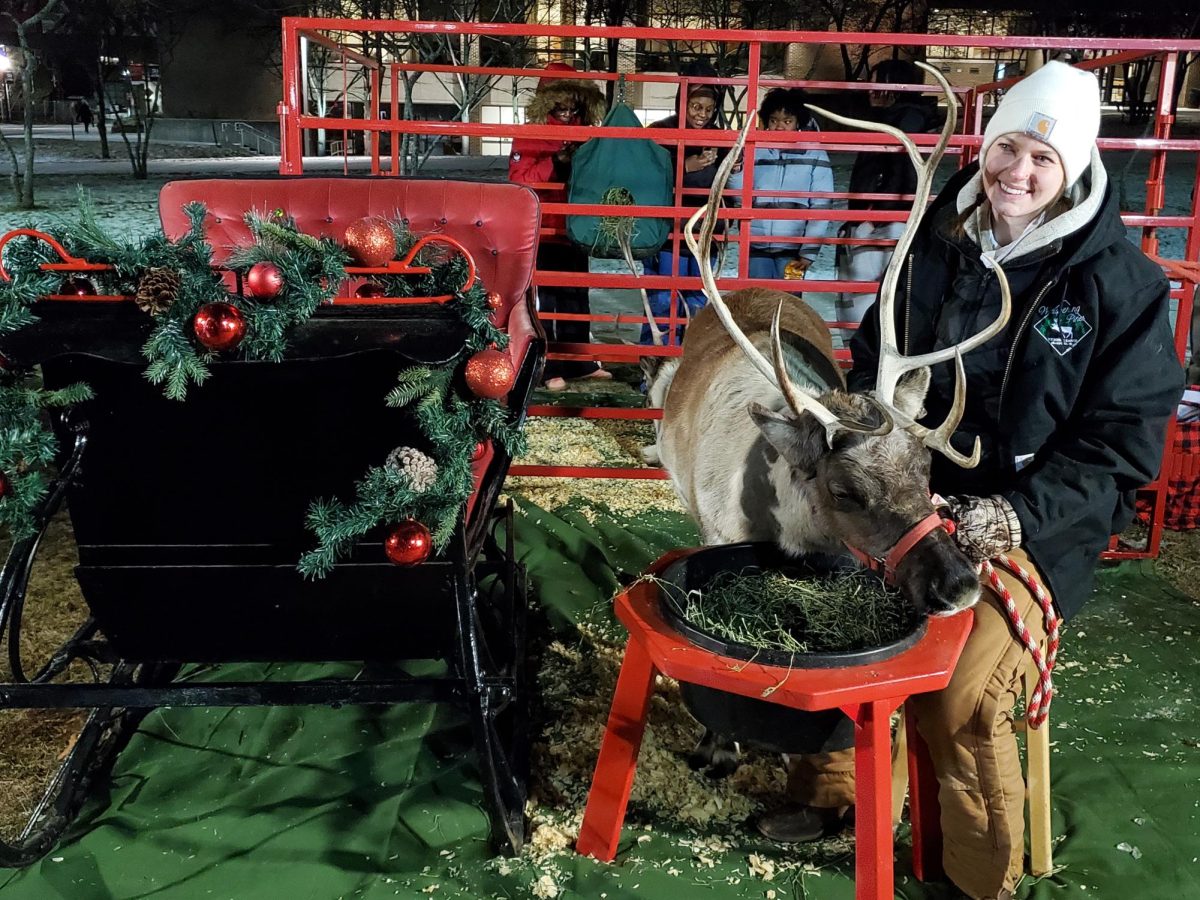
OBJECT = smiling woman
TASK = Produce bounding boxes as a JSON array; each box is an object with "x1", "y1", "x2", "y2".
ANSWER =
[
  {"x1": 981, "y1": 133, "x2": 1066, "y2": 242},
  {"x1": 836, "y1": 60, "x2": 1184, "y2": 900}
]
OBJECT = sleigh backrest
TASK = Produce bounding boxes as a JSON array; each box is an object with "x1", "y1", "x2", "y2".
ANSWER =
[{"x1": 157, "y1": 178, "x2": 541, "y2": 330}]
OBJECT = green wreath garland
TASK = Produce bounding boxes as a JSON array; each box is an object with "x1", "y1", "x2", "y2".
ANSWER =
[{"x1": 0, "y1": 195, "x2": 526, "y2": 575}]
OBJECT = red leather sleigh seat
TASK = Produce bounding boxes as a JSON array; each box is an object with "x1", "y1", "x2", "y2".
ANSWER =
[
  {"x1": 157, "y1": 178, "x2": 542, "y2": 374},
  {"x1": 157, "y1": 178, "x2": 543, "y2": 523}
]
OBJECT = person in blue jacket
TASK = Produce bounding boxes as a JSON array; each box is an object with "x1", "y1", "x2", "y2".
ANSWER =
[{"x1": 727, "y1": 88, "x2": 833, "y2": 284}]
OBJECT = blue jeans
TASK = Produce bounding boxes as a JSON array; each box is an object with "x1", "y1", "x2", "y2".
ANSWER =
[
  {"x1": 641, "y1": 250, "x2": 712, "y2": 345},
  {"x1": 748, "y1": 253, "x2": 792, "y2": 281}
]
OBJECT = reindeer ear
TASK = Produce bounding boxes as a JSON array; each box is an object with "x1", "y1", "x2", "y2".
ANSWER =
[
  {"x1": 894, "y1": 367, "x2": 930, "y2": 419},
  {"x1": 749, "y1": 403, "x2": 827, "y2": 474}
]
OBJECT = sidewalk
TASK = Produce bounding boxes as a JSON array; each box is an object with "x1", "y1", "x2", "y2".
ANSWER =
[
  {"x1": 0, "y1": 123, "x2": 509, "y2": 178},
  {"x1": 0, "y1": 153, "x2": 509, "y2": 177}
]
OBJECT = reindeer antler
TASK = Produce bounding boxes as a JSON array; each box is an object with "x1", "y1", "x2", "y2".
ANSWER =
[
  {"x1": 807, "y1": 62, "x2": 1013, "y2": 468},
  {"x1": 684, "y1": 120, "x2": 888, "y2": 447}
]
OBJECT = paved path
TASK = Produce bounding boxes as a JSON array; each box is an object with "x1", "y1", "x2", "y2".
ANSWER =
[{"x1": 0, "y1": 123, "x2": 509, "y2": 177}]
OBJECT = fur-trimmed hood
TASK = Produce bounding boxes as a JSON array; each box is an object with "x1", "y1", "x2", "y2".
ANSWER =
[{"x1": 525, "y1": 71, "x2": 606, "y2": 126}]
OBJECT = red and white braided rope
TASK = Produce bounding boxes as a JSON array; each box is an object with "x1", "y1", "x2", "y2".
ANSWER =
[{"x1": 980, "y1": 554, "x2": 1060, "y2": 729}]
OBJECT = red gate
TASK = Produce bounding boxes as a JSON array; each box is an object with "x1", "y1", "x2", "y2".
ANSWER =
[{"x1": 277, "y1": 19, "x2": 1200, "y2": 558}]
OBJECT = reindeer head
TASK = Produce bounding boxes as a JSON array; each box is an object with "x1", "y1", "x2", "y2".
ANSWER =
[{"x1": 686, "y1": 64, "x2": 1012, "y2": 616}]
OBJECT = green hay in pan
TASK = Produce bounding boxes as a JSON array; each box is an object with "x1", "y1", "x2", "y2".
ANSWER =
[{"x1": 669, "y1": 567, "x2": 918, "y2": 655}]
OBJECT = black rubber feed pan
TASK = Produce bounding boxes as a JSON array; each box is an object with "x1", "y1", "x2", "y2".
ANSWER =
[{"x1": 660, "y1": 542, "x2": 927, "y2": 756}]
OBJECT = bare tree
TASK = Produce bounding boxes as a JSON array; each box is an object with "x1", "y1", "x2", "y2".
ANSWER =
[
  {"x1": 0, "y1": 0, "x2": 63, "y2": 209},
  {"x1": 806, "y1": 0, "x2": 925, "y2": 81}
]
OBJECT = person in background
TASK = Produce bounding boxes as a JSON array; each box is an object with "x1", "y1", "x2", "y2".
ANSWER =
[
  {"x1": 836, "y1": 59, "x2": 938, "y2": 337},
  {"x1": 727, "y1": 87, "x2": 833, "y2": 285},
  {"x1": 765, "y1": 61, "x2": 1183, "y2": 900},
  {"x1": 509, "y1": 61, "x2": 611, "y2": 391},
  {"x1": 642, "y1": 60, "x2": 732, "y2": 344},
  {"x1": 74, "y1": 98, "x2": 94, "y2": 133}
]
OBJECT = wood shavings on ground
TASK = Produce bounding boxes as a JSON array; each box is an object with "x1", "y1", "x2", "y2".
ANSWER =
[
  {"x1": 526, "y1": 625, "x2": 787, "y2": 842},
  {"x1": 509, "y1": 380, "x2": 685, "y2": 522},
  {"x1": 504, "y1": 477, "x2": 683, "y2": 524}
]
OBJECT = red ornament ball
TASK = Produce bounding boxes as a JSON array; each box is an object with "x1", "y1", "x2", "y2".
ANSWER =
[
  {"x1": 0, "y1": 471, "x2": 10, "y2": 499},
  {"x1": 193, "y1": 301, "x2": 247, "y2": 352},
  {"x1": 246, "y1": 261, "x2": 285, "y2": 300},
  {"x1": 384, "y1": 519, "x2": 432, "y2": 566},
  {"x1": 471, "y1": 440, "x2": 489, "y2": 462},
  {"x1": 485, "y1": 290, "x2": 503, "y2": 311},
  {"x1": 344, "y1": 218, "x2": 397, "y2": 267},
  {"x1": 355, "y1": 282, "x2": 386, "y2": 298},
  {"x1": 60, "y1": 277, "x2": 96, "y2": 296},
  {"x1": 464, "y1": 349, "x2": 516, "y2": 400}
]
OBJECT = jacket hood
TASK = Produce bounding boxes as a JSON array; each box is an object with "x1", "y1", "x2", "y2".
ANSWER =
[
  {"x1": 934, "y1": 146, "x2": 1120, "y2": 269},
  {"x1": 526, "y1": 65, "x2": 606, "y2": 126}
]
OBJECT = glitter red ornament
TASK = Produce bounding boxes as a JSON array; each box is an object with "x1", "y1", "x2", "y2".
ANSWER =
[
  {"x1": 485, "y1": 290, "x2": 503, "y2": 311},
  {"x1": 246, "y1": 261, "x2": 285, "y2": 300},
  {"x1": 355, "y1": 282, "x2": 386, "y2": 298},
  {"x1": 193, "y1": 301, "x2": 247, "y2": 352},
  {"x1": 60, "y1": 277, "x2": 97, "y2": 296},
  {"x1": 464, "y1": 349, "x2": 516, "y2": 400},
  {"x1": 384, "y1": 519, "x2": 432, "y2": 566},
  {"x1": 344, "y1": 218, "x2": 397, "y2": 267}
]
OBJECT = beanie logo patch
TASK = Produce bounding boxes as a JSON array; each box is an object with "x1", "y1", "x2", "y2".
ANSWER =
[
  {"x1": 1024, "y1": 112, "x2": 1056, "y2": 141},
  {"x1": 1034, "y1": 301, "x2": 1091, "y2": 356}
]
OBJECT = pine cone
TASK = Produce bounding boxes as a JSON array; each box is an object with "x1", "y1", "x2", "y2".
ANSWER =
[
  {"x1": 385, "y1": 446, "x2": 438, "y2": 493},
  {"x1": 134, "y1": 267, "x2": 181, "y2": 316}
]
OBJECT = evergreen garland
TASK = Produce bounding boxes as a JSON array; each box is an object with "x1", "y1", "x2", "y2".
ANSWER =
[
  {"x1": 0, "y1": 196, "x2": 526, "y2": 575},
  {"x1": 0, "y1": 373, "x2": 92, "y2": 541}
]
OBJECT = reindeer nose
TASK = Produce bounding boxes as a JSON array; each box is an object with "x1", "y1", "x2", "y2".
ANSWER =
[
  {"x1": 925, "y1": 565, "x2": 981, "y2": 616},
  {"x1": 895, "y1": 530, "x2": 981, "y2": 616}
]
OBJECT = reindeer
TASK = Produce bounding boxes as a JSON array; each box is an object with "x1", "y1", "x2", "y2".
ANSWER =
[{"x1": 645, "y1": 64, "x2": 1014, "y2": 774}]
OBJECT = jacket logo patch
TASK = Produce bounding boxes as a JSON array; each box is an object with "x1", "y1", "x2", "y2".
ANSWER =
[{"x1": 1033, "y1": 302, "x2": 1092, "y2": 356}]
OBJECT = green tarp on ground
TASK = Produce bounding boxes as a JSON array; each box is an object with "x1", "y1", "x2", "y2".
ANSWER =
[{"x1": 2, "y1": 500, "x2": 1198, "y2": 899}]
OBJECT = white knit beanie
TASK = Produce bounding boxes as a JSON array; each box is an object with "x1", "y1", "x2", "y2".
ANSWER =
[{"x1": 981, "y1": 61, "x2": 1101, "y2": 189}]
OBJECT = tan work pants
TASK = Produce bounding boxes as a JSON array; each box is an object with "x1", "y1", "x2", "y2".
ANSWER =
[{"x1": 787, "y1": 548, "x2": 1051, "y2": 900}]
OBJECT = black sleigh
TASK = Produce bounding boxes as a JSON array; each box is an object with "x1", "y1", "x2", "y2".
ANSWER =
[{"x1": 0, "y1": 179, "x2": 546, "y2": 864}]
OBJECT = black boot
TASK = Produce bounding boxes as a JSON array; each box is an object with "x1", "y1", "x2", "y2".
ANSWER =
[{"x1": 755, "y1": 803, "x2": 851, "y2": 843}]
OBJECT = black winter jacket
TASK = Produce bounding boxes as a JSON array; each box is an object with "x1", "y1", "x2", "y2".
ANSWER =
[
  {"x1": 652, "y1": 60, "x2": 729, "y2": 208},
  {"x1": 848, "y1": 156, "x2": 1183, "y2": 619},
  {"x1": 847, "y1": 97, "x2": 939, "y2": 213}
]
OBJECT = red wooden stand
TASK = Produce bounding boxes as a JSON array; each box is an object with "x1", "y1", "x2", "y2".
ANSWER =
[{"x1": 576, "y1": 549, "x2": 973, "y2": 900}]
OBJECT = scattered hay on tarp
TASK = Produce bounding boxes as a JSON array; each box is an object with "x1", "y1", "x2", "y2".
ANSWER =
[
  {"x1": 0, "y1": 510, "x2": 93, "y2": 838},
  {"x1": 494, "y1": 623, "x2": 854, "y2": 891}
]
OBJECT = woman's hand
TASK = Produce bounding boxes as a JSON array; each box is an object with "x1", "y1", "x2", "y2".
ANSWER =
[
  {"x1": 945, "y1": 494, "x2": 1023, "y2": 562},
  {"x1": 784, "y1": 258, "x2": 812, "y2": 280},
  {"x1": 685, "y1": 149, "x2": 718, "y2": 173},
  {"x1": 554, "y1": 143, "x2": 578, "y2": 165}
]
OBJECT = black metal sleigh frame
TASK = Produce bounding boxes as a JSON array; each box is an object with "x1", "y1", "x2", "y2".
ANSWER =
[{"x1": 0, "y1": 242, "x2": 545, "y2": 866}]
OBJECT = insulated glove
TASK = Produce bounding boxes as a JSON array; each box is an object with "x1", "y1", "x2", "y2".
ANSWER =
[{"x1": 945, "y1": 494, "x2": 1023, "y2": 562}]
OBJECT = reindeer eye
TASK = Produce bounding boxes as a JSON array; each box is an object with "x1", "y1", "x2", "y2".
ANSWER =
[{"x1": 827, "y1": 482, "x2": 864, "y2": 508}]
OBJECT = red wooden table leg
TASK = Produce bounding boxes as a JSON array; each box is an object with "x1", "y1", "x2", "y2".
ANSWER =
[
  {"x1": 846, "y1": 699, "x2": 901, "y2": 900},
  {"x1": 906, "y1": 704, "x2": 944, "y2": 881},
  {"x1": 575, "y1": 638, "x2": 658, "y2": 862}
]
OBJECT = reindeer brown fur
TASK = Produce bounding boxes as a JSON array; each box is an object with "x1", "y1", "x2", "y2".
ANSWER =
[{"x1": 648, "y1": 63, "x2": 1013, "y2": 618}]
